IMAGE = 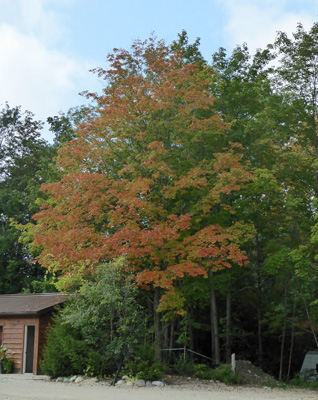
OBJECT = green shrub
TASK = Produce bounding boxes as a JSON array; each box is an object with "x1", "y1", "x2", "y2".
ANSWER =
[
  {"x1": 40, "y1": 315, "x2": 87, "y2": 378},
  {"x1": 193, "y1": 363, "x2": 244, "y2": 383},
  {"x1": 120, "y1": 343, "x2": 165, "y2": 381},
  {"x1": 289, "y1": 376, "x2": 318, "y2": 390},
  {"x1": 40, "y1": 314, "x2": 111, "y2": 378},
  {"x1": 122, "y1": 357, "x2": 166, "y2": 381},
  {"x1": 1, "y1": 357, "x2": 14, "y2": 373},
  {"x1": 135, "y1": 361, "x2": 166, "y2": 381},
  {"x1": 194, "y1": 363, "x2": 214, "y2": 380},
  {"x1": 41, "y1": 261, "x2": 149, "y2": 379},
  {"x1": 210, "y1": 364, "x2": 244, "y2": 385},
  {"x1": 84, "y1": 349, "x2": 112, "y2": 377},
  {"x1": 171, "y1": 355, "x2": 195, "y2": 376},
  {"x1": 170, "y1": 359, "x2": 243, "y2": 384}
]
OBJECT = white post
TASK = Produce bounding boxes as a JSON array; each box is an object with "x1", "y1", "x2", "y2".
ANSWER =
[{"x1": 231, "y1": 353, "x2": 236, "y2": 374}]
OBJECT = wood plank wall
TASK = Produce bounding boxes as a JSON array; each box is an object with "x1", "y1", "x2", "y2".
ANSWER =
[{"x1": 0, "y1": 316, "x2": 39, "y2": 374}]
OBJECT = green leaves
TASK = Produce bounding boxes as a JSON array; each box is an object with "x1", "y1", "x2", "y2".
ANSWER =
[
  {"x1": 0, "y1": 104, "x2": 55, "y2": 293},
  {"x1": 61, "y1": 258, "x2": 147, "y2": 363}
]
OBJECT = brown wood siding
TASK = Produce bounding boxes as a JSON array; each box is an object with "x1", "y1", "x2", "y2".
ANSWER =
[
  {"x1": 0, "y1": 294, "x2": 66, "y2": 375},
  {"x1": 0, "y1": 316, "x2": 38, "y2": 374}
]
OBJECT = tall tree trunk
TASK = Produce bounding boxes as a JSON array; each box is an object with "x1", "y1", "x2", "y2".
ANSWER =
[
  {"x1": 168, "y1": 320, "x2": 175, "y2": 364},
  {"x1": 279, "y1": 284, "x2": 288, "y2": 381},
  {"x1": 161, "y1": 322, "x2": 169, "y2": 363},
  {"x1": 226, "y1": 269, "x2": 232, "y2": 363},
  {"x1": 255, "y1": 234, "x2": 263, "y2": 366},
  {"x1": 189, "y1": 322, "x2": 194, "y2": 361},
  {"x1": 154, "y1": 286, "x2": 162, "y2": 361},
  {"x1": 209, "y1": 270, "x2": 220, "y2": 365},
  {"x1": 287, "y1": 290, "x2": 297, "y2": 381},
  {"x1": 257, "y1": 302, "x2": 263, "y2": 366},
  {"x1": 256, "y1": 279, "x2": 263, "y2": 366},
  {"x1": 162, "y1": 322, "x2": 169, "y2": 348},
  {"x1": 111, "y1": 352, "x2": 124, "y2": 386}
]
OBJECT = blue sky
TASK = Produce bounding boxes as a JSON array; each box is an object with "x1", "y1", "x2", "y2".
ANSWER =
[{"x1": 0, "y1": 0, "x2": 317, "y2": 141}]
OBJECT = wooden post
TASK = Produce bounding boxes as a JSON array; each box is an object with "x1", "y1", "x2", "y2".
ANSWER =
[{"x1": 231, "y1": 353, "x2": 236, "y2": 375}]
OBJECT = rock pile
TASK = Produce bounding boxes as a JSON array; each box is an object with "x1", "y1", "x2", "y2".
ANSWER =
[
  {"x1": 116, "y1": 377, "x2": 165, "y2": 387},
  {"x1": 235, "y1": 360, "x2": 276, "y2": 385},
  {"x1": 54, "y1": 375, "x2": 166, "y2": 387}
]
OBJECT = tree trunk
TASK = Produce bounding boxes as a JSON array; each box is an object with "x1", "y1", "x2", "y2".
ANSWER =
[
  {"x1": 257, "y1": 285, "x2": 263, "y2": 366},
  {"x1": 161, "y1": 322, "x2": 169, "y2": 363},
  {"x1": 111, "y1": 352, "x2": 124, "y2": 386},
  {"x1": 162, "y1": 322, "x2": 169, "y2": 348},
  {"x1": 287, "y1": 291, "x2": 297, "y2": 381},
  {"x1": 255, "y1": 234, "x2": 263, "y2": 366},
  {"x1": 154, "y1": 286, "x2": 162, "y2": 361},
  {"x1": 279, "y1": 284, "x2": 288, "y2": 381},
  {"x1": 226, "y1": 269, "x2": 232, "y2": 364},
  {"x1": 209, "y1": 270, "x2": 220, "y2": 365},
  {"x1": 189, "y1": 316, "x2": 194, "y2": 361},
  {"x1": 168, "y1": 320, "x2": 175, "y2": 364}
]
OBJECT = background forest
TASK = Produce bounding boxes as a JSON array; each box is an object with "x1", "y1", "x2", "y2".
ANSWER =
[{"x1": 2, "y1": 23, "x2": 318, "y2": 381}]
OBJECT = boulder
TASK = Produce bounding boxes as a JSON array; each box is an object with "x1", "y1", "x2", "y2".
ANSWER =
[
  {"x1": 152, "y1": 381, "x2": 165, "y2": 387},
  {"x1": 135, "y1": 379, "x2": 146, "y2": 387}
]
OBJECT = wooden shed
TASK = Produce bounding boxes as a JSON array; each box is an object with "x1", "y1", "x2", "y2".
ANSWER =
[{"x1": 0, "y1": 293, "x2": 68, "y2": 374}]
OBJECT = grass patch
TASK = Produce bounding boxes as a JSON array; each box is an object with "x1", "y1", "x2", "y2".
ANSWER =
[
  {"x1": 288, "y1": 377, "x2": 318, "y2": 390},
  {"x1": 193, "y1": 363, "x2": 244, "y2": 384}
]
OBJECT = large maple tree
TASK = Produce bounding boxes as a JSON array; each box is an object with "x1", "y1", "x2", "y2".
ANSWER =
[{"x1": 33, "y1": 37, "x2": 254, "y2": 311}]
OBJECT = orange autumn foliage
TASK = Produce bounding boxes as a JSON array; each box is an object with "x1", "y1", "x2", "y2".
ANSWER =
[{"x1": 33, "y1": 37, "x2": 255, "y2": 310}]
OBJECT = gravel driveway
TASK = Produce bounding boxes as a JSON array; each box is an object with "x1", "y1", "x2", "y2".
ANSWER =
[{"x1": 0, "y1": 374, "x2": 316, "y2": 400}]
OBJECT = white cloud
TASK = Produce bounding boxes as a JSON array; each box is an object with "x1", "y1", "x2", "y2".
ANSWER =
[
  {"x1": 0, "y1": 0, "x2": 72, "y2": 45},
  {"x1": 215, "y1": 0, "x2": 318, "y2": 54},
  {"x1": 0, "y1": 0, "x2": 95, "y2": 141}
]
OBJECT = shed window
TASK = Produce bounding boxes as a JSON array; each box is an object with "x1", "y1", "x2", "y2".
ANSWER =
[{"x1": 0, "y1": 326, "x2": 3, "y2": 346}]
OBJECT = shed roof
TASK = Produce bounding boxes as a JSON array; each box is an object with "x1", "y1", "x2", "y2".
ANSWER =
[{"x1": 0, "y1": 293, "x2": 68, "y2": 316}]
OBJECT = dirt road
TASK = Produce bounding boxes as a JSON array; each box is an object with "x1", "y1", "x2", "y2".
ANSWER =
[{"x1": 0, "y1": 374, "x2": 316, "y2": 400}]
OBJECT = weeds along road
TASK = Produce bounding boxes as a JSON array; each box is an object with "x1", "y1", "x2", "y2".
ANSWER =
[{"x1": 0, "y1": 374, "x2": 316, "y2": 400}]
